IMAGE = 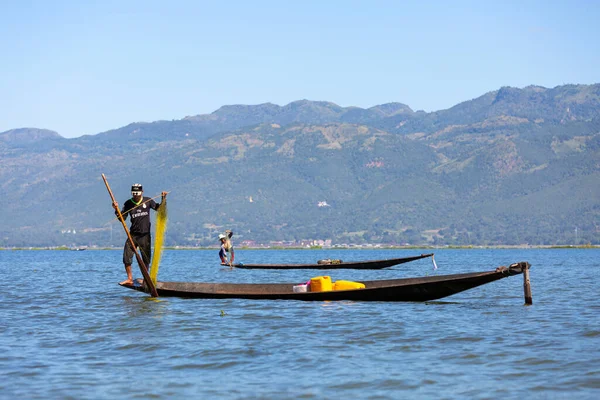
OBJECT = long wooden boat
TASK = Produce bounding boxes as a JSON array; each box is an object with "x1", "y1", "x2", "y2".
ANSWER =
[
  {"x1": 231, "y1": 253, "x2": 435, "y2": 270},
  {"x1": 120, "y1": 261, "x2": 531, "y2": 302}
]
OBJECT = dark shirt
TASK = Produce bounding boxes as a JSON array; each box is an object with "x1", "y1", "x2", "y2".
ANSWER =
[{"x1": 117, "y1": 197, "x2": 160, "y2": 235}]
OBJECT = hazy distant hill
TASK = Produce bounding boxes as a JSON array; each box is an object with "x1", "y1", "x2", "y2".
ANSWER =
[{"x1": 1, "y1": 84, "x2": 599, "y2": 247}]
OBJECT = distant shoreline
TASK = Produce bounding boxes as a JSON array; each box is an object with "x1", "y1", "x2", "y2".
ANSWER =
[{"x1": 1, "y1": 244, "x2": 598, "y2": 251}]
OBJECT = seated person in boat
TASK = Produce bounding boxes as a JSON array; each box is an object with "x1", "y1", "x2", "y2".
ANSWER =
[{"x1": 219, "y1": 230, "x2": 234, "y2": 265}]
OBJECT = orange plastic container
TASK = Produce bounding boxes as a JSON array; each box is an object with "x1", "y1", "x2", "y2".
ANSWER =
[{"x1": 310, "y1": 276, "x2": 332, "y2": 292}]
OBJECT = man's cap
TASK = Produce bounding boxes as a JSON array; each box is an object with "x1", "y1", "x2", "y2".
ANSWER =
[
  {"x1": 218, "y1": 234, "x2": 226, "y2": 240},
  {"x1": 131, "y1": 183, "x2": 143, "y2": 193}
]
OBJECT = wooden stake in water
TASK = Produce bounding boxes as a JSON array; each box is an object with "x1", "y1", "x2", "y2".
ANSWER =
[
  {"x1": 101, "y1": 174, "x2": 159, "y2": 297},
  {"x1": 523, "y1": 264, "x2": 532, "y2": 305}
]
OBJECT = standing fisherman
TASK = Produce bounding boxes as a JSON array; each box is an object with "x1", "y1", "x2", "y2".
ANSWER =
[
  {"x1": 219, "y1": 230, "x2": 235, "y2": 266},
  {"x1": 112, "y1": 183, "x2": 167, "y2": 285}
]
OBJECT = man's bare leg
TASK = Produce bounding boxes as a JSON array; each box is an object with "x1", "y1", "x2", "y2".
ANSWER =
[{"x1": 119, "y1": 265, "x2": 133, "y2": 285}]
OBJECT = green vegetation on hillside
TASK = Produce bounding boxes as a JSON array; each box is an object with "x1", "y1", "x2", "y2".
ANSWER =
[{"x1": 1, "y1": 84, "x2": 599, "y2": 247}]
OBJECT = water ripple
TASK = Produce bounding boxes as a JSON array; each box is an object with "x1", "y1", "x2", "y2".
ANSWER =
[{"x1": 1, "y1": 248, "x2": 599, "y2": 398}]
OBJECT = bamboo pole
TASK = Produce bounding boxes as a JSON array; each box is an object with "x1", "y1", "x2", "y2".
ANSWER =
[{"x1": 101, "y1": 174, "x2": 159, "y2": 297}]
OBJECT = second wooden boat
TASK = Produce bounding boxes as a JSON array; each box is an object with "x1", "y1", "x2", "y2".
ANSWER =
[{"x1": 231, "y1": 253, "x2": 435, "y2": 269}]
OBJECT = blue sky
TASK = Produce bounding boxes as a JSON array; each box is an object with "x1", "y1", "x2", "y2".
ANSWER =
[{"x1": 1, "y1": 0, "x2": 599, "y2": 138}]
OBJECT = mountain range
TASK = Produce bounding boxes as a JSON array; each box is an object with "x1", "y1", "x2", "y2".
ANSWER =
[{"x1": 1, "y1": 84, "x2": 599, "y2": 247}]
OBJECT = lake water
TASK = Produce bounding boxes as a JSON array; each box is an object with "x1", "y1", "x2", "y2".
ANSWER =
[{"x1": 0, "y1": 248, "x2": 599, "y2": 399}]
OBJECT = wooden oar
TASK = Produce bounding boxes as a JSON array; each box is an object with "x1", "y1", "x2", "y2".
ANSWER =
[{"x1": 101, "y1": 173, "x2": 159, "y2": 297}]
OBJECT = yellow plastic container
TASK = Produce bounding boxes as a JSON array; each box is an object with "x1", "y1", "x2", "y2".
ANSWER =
[
  {"x1": 310, "y1": 276, "x2": 332, "y2": 292},
  {"x1": 333, "y1": 280, "x2": 366, "y2": 291}
]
